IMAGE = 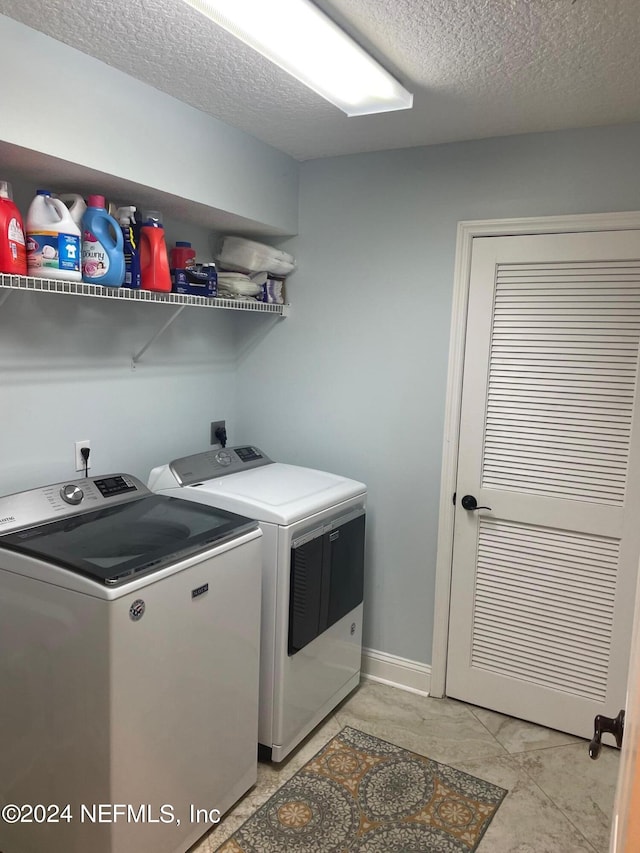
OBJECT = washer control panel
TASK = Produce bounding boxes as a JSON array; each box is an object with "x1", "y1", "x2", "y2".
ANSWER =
[
  {"x1": 170, "y1": 445, "x2": 272, "y2": 487},
  {"x1": 0, "y1": 474, "x2": 146, "y2": 534},
  {"x1": 93, "y1": 475, "x2": 139, "y2": 498}
]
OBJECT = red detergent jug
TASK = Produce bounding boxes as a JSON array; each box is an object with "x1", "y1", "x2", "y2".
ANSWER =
[
  {"x1": 0, "y1": 180, "x2": 27, "y2": 275},
  {"x1": 140, "y1": 210, "x2": 171, "y2": 292}
]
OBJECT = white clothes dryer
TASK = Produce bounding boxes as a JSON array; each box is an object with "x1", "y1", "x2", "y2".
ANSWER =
[{"x1": 149, "y1": 446, "x2": 366, "y2": 762}]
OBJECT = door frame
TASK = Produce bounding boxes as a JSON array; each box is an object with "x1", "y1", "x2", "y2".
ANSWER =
[{"x1": 430, "y1": 210, "x2": 640, "y2": 699}]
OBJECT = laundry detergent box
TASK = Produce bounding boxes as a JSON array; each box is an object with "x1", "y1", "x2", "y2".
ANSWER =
[
  {"x1": 171, "y1": 264, "x2": 217, "y2": 297},
  {"x1": 256, "y1": 275, "x2": 286, "y2": 304}
]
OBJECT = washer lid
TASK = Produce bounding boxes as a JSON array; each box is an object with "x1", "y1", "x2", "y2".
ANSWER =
[
  {"x1": 0, "y1": 495, "x2": 257, "y2": 586},
  {"x1": 185, "y1": 463, "x2": 366, "y2": 525}
]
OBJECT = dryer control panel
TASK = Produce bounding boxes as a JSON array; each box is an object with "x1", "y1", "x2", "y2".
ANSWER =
[
  {"x1": 0, "y1": 474, "x2": 146, "y2": 533},
  {"x1": 169, "y1": 446, "x2": 272, "y2": 487}
]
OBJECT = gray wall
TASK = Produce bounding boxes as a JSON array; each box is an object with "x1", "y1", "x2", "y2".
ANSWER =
[
  {"x1": 0, "y1": 295, "x2": 238, "y2": 494},
  {"x1": 236, "y1": 121, "x2": 640, "y2": 664}
]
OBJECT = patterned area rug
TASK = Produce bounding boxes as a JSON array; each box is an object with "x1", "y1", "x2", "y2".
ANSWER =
[{"x1": 217, "y1": 726, "x2": 507, "y2": 852}]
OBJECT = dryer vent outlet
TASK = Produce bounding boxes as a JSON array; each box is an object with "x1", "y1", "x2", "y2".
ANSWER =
[{"x1": 210, "y1": 420, "x2": 226, "y2": 446}]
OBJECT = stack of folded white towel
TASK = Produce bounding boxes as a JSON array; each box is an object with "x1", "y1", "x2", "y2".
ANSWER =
[
  {"x1": 217, "y1": 272, "x2": 262, "y2": 299},
  {"x1": 216, "y1": 236, "x2": 294, "y2": 304}
]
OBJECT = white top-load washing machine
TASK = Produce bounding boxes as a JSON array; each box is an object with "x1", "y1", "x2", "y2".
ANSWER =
[
  {"x1": 149, "y1": 446, "x2": 366, "y2": 762},
  {"x1": 0, "y1": 473, "x2": 262, "y2": 853}
]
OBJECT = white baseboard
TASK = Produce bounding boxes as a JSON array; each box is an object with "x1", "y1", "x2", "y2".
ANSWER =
[{"x1": 361, "y1": 647, "x2": 431, "y2": 697}]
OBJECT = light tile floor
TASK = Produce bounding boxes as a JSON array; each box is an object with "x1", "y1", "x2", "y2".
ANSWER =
[{"x1": 191, "y1": 681, "x2": 620, "y2": 853}]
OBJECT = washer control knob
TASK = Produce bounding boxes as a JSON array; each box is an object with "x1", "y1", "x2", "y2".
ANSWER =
[
  {"x1": 216, "y1": 451, "x2": 232, "y2": 467},
  {"x1": 60, "y1": 484, "x2": 84, "y2": 505}
]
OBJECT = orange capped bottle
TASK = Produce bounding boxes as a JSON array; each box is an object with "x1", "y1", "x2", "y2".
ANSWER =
[{"x1": 140, "y1": 210, "x2": 171, "y2": 292}]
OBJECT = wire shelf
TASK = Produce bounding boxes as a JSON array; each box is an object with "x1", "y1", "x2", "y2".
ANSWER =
[{"x1": 0, "y1": 273, "x2": 289, "y2": 316}]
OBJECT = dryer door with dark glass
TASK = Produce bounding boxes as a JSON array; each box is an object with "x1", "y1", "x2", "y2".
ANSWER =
[{"x1": 288, "y1": 509, "x2": 365, "y2": 655}]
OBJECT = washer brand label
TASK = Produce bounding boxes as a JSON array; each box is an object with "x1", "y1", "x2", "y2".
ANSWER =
[
  {"x1": 129, "y1": 599, "x2": 145, "y2": 621},
  {"x1": 0, "y1": 515, "x2": 16, "y2": 525},
  {"x1": 192, "y1": 583, "x2": 209, "y2": 599}
]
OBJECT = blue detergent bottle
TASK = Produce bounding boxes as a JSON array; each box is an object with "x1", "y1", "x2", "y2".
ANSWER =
[{"x1": 81, "y1": 195, "x2": 125, "y2": 286}]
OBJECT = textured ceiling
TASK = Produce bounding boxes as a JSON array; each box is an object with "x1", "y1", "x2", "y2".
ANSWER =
[{"x1": 2, "y1": 0, "x2": 640, "y2": 161}]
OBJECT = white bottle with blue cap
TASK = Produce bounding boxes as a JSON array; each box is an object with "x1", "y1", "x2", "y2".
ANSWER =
[{"x1": 26, "y1": 190, "x2": 81, "y2": 281}]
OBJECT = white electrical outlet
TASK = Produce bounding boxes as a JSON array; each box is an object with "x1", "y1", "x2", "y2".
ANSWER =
[{"x1": 74, "y1": 439, "x2": 91, "y2": 472}]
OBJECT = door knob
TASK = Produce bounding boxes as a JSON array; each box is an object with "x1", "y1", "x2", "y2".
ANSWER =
[
  {"x1": 589, "y1": 709, "x2": 625, "y2": 759},
  {"x1": 461, "y1": 494, "x2": 492, "y2": 512}
]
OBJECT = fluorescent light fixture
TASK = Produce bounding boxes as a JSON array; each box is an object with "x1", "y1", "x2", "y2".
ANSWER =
[{"x1": 181, "y1": 0, "x2": 413, "y2": 116}]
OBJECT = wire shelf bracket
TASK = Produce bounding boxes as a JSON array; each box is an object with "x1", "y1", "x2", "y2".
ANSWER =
[
  {"x1": 0, "y1": 273, "x2": 290, "y2": 364},
  {"x1": 131, "y1": 305, "x2": 187, "y2": 368}
]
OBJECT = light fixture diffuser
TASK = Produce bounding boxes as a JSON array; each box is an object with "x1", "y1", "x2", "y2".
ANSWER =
[{"x1": 181, "y1": 0, "x2": 413, "y2": 116}]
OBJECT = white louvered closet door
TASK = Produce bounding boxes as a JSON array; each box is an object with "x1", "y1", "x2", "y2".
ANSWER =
[{"x1": 446, "y1": 230, "x2": 640, "y2": 737}]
